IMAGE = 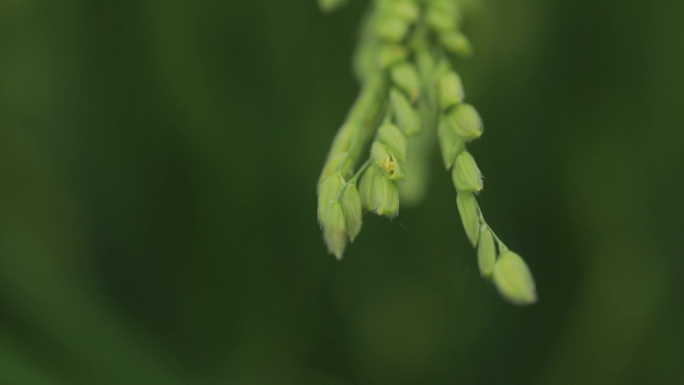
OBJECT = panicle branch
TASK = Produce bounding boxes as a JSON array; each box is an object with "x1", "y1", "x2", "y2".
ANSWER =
[{"x1": 317, "y1": 0, "x2": 537, "y2": 305}]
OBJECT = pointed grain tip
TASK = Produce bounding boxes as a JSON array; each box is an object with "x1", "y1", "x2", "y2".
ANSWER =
[{"x1": 493, "y1": 251, "x2": 537, "y2": 305}]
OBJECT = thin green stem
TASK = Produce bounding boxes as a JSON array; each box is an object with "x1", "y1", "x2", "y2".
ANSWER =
[
  {"x1": 348, "y1": 159, "x2": 373, "y2": 185},
  {"x1": 332, "y1": 76, "x2": 388, "y2": 179},
  {"x1": 337, "y1": 159, "x2": 373, "y2": 201},
  {"x1": 479, "y1": 214, "x2": 509, "y2": 253},
  {"x1": 336, "y1": 159, "x2": 373, "y2": 201}
]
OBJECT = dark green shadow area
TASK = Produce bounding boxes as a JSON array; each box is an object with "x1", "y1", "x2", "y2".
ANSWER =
[{"x1": 1, "y1": 0, "x2": 683, "y2": 384}]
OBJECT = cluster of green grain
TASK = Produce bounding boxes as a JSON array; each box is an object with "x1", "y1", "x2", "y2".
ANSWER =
[{"x1": 317, "y1": 0, "x2": 536, "y2": 305}]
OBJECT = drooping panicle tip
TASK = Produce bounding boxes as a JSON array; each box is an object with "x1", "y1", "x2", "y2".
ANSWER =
[{"x1": 492, "y1": 251, "x2": 537, "y2": 305}]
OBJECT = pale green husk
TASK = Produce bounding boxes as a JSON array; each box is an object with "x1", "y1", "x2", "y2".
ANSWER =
[{"x1": 493, "y1": 251, "x2": 538, "y2": 305}]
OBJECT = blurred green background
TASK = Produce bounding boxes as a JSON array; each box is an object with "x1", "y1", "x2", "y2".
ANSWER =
[{"x1": 1, "y1": 0, "x2": 683, "y2": 384}]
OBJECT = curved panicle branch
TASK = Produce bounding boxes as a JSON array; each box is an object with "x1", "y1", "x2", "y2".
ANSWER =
[{"x1": 316, "y1": 0, "x2": 536, "y2": 305}]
